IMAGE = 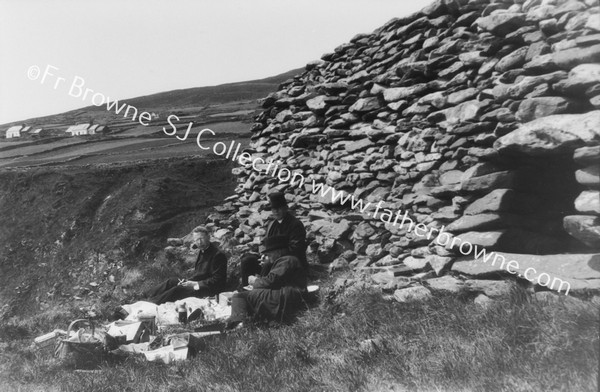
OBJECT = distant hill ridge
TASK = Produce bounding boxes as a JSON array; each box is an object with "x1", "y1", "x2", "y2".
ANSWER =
[{"x1": 1, "y1": 68, "x2": 303, "y2": 129}]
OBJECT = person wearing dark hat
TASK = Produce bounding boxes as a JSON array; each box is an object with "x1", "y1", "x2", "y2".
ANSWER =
[
  {"x1": 239, "y1": 192, "x2": 308, "y2": 288},
  {"x1": 228, "y1": 235, "x2": 307, "y2": 327},
  {"x1": 266, "y1": 192, "x2": 307, "y2": 268}
]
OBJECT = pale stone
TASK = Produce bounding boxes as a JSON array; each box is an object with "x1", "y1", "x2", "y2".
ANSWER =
[
  {"x1": 574, "y1": 146, "x2": 600, "y2": 165},
  {"x1": 495, "y1": 111, "x2": 600, "y2": 156},
  {"x1": 446, "y1": 213, "x2": 520, "y2": 233},
  {"x1": 383, "y1": 84, "x2": 428, "y2": 102},
  {"x1": 575, "y1": 166, "x2": 600, "y2": 187},
  {"x1": 350, "y1": 97, "x2": 381, "y2": 112},
  {"x1": 425, "y1": 275, "x2": 464, "y2": 293},
  {"x1": 329, "y1": 257, "x2": 350, "y2": 273},
  {"x1": 403, "y1": 256, "x2": 429, "y2": 271},
  {"x1": 495, "y1": 47, "x2": 528, "y2": 73},
  {"x1": 464, "y1": 189, "x2": 535, "y2": 215},
  {"x1": 575, "y1": 190, "x2": 600, "y2": 214},
  {"x1": 476, "y1": 13, "x2": 527, "y2": 36},
  {"x1": 442, "y1": 100, "x2": 484, "y2": 124},
  {"x1": 554, "y1": 64, "x2": 600, "y2": 94},
  {"x1": 393, "y1": 286, "x2": 432, "y2": 303},
  {"x1": 307, "y1": 96, "x2": 334, "y2": 112},
  {"x1": 464, "y1": 280, "x2": 514, "y2": 297},
  {"x1": 346, "y1": 138, "x2": 376, "y2": 153},
  {"x1": 425, "y1": 255, "x2": 454, "y2": 275},
  {"x1": 439, "y1": 170, "x2": 464, "y2": 185},
  {"x1": 564, "y1": 215, "x2": 600, "y2": 248},
  {"x1": 474, "y1": 294, "x2": 493, "y2": 307},
  {"x1": 515, "y1": 97, "x2": 577, "y2": 122},
  {"x1": 460, "y1": 171, "x2": 515, "y2": 192},
  {"x1": 452, "y1": 252, "x2": 600, "y2": 294}
]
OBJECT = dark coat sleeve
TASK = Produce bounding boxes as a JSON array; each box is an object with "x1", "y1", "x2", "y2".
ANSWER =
[
  {"x1": 287, "y1": 218, "x2": 307, "y2": 260},
  {"x1": 253, "y1": 258, "x2": 297, "y2": 290},
  {"x1": 192, "y1": 252, "x2": 227, "y2": 291}
]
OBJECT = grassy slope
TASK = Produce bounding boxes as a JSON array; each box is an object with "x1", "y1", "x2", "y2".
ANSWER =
[
  {"x1": 0, "y1": 284, "x2": 597, "y2": 392},
  {"x1": 0, "y1": 158, "x2": 237, "y2": 320},
  {"x1": 123, "y1": 68, "x2": 302, "y2": 110}
]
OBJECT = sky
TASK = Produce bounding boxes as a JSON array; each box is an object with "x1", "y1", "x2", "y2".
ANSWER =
[{"x1": 0, "y1": 0, "x2": 430, "y2": 125}]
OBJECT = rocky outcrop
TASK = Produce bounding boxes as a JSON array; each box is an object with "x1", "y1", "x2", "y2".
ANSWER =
[{"x1": 185, "y1": 0, "x2": 600, "y2": 297}]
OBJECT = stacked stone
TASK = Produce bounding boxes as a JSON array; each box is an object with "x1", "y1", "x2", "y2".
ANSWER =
[
  {"x1": 564, "y1": 145, "x2": 600, "y2": 248},
  {"x1": 208, "y1": 0, "x2": 600, "y2": 295}
]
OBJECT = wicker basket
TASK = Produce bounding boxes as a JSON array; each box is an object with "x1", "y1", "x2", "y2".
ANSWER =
[{"x1": 55, "y1": 319, "x2": 107, "y2": 369}]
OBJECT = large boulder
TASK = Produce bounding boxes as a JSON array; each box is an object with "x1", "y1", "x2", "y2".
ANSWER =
[
  {"x1": 383, "y1": 84, "x2": 428, "y2": 102},
  {"x1": 452, "y1": 252, "x2": 600, "y2": 294},
  {"x1": 349, "y1": 97, "x2": 381, "y2": 112},
  {"x1": 575, "y1": 166, "x2": 600, "y2": 187},
  {"x1": 476, "y1": 13, "x2": 527, "y2": 36},
  {"x1": 393, "y1": 286, "x2": 432, "y2": 303},
  {"x1": 554, "y1": 64, "x2": 600, "y2": 94},
  {"x1": 464, "y1": 280, "x2": 515, "y2": 298},
  {"x1": 495, "y1": 111, "x2": 600, "y2": 156},
  {"x1": 425, "y1": 275, "x2": 464, "y2": 293},
  {"x1": 574, "y1": 190, "x2": 600, "y2": 214},
  {"x1": 574, "y1": 146, "x2": 600, "y2": 165},
  {"x1": 564, "y1": 215, "x2": 600, "y2": 248},
  {"x1": 515, "y1": 97, "x2": 577, "y2": 122},
  {"x1": 524, "y1": 44, "x2": 600, "y2": 71}
]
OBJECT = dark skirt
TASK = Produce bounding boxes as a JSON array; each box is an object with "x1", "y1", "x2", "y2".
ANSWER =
[{"x1": 230, "y1": 286, "x2": 305, "y2": 322}]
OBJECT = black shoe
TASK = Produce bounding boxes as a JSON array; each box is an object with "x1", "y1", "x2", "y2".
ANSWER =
[
  {"x1": 194, "y1": 320, "x2": 225, "y2": 332},
  {"x1": 224, "y1": 321, "x2": 243, "y2": 331},
  {"x1": 112, "y1": 306, "x2": 129, "y2": 320},
  {"x1": 187, "y1": 308, "x2": 204, "y2": 322}
]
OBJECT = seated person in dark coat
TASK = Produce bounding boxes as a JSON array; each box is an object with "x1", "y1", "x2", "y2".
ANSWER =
[
  {"x1": 144, "y1": 225, "x2": 227, "y2": 304},
  {"x1": 240, "y1": 191, "x2": 307, "y2": 287},
  {"x1": 228, "y1": 235, "x2": 307, "y2": 326}
]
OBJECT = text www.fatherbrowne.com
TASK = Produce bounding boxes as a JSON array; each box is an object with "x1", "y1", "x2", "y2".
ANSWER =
[
  {"x1": 226, "y1": 153, "x2": 572, "y2": 296},
  {"x1": 28, "y1": 63, "x2": 571, "y2": 295}
]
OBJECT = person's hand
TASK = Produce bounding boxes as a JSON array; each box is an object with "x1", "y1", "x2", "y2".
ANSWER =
[
  {"x1": 259, "y1": 255, "x2": 272, "y2": 269},
  {"x1": 248, "y1": 275, "x2": 257, "y2": 286},
  {"x1": 178, "y1": 280, "x2": 197, "y2": 288}
]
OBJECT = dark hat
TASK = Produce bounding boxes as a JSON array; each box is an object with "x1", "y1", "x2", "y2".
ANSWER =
[
  {"x1": 262, "y1": 235, "x2": 289, "y2": 253},
  {"x1": 268, "y1": 192, "x2": 287, "y2": 209}
]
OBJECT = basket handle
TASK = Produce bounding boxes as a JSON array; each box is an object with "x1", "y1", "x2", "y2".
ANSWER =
[{"x1": 66, "y1": 319, "x2": 95, "y2": 339}]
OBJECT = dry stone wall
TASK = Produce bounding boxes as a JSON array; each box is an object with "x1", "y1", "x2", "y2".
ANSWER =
[{"x1": 204, "y1": 0, "x2": 600, "y2": 296}]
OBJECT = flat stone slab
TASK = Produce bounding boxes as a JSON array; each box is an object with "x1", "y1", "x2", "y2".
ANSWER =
[
  {"x1": 452, "y1": 252, "x2": 600, "y2": 293},
  {"x1": 425, "y1": 275, "x2": 464, "y2": 293},
  {"x1": 564, "y1": 215, "x2": 600, "y2": 248},
  {"x1": 495, "y1": 111, "x2": 600, "y2": 156},
  {"x1": 464, "y1": 279, "x2": 515, "y2": 298},
  {"x1": 393, "y1": 286, "x2": 432, "y2": 303}
]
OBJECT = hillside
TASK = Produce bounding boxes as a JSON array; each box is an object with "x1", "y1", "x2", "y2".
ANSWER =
[
  {"x1": 123, "y1": 68, "x2": 305, "y2": 110},
  {"x1": 0, "y1": 68, "x2": 302, "y2": 130},
  {"x1": 0, "y1": 157, "x2": 237, "y2": 320},
  {"x1": 0, "y1": 69, "x2": 301, "y2": 169}
]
